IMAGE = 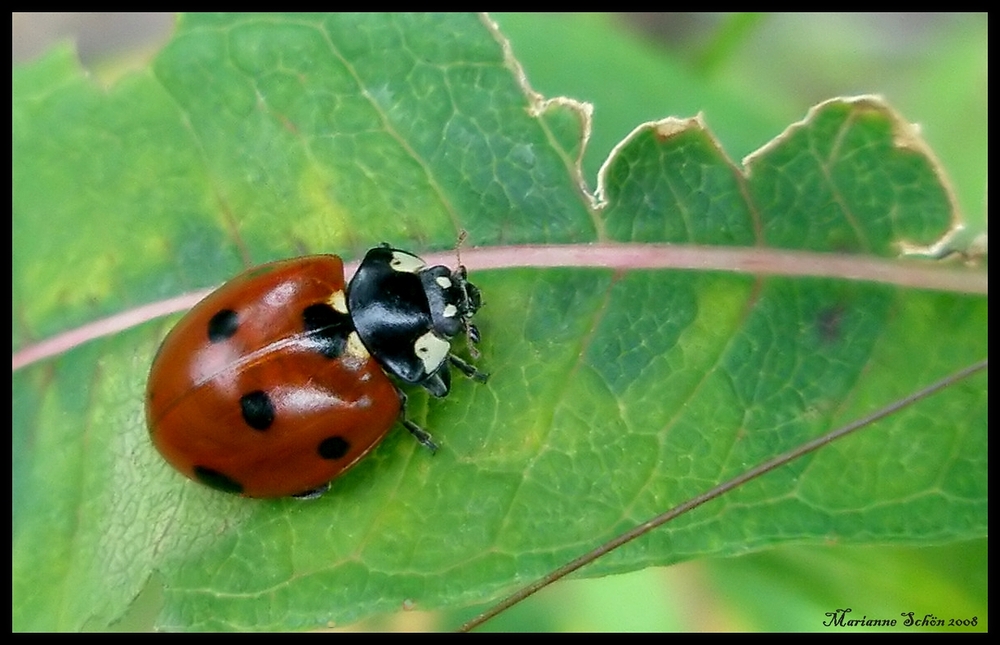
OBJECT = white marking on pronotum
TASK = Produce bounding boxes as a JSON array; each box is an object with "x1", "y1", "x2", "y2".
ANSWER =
[
  {"x1": 413, "y1": 332, "x2": 450, "y2": 373},
  {"x1": 443, "y1": 304, "x2": 458, "y2": 318},
  {"x1": 435, "y1": 276, "x2": 452, "y2": 289},
  {"x1": 390, "y1": 251, "x2": 425, "y2": 273}
]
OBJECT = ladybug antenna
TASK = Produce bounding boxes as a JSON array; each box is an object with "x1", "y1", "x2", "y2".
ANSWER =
[
  {"x1": 455, "y1": 229, "x2": 469, "y2": 268},
  {"x1": 464, "y1": 325, "x2": 482, "y2": 360},
  {"x1": 451, "y1": 231, "x2": 481, "y2": 359}
]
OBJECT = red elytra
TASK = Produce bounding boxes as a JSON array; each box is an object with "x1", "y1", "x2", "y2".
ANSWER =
[{"x1": 146, "y1": 255, "x2": 401, "y2": 498}]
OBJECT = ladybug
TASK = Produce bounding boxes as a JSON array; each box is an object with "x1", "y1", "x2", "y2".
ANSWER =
[{"x1": 145, "y1": 244, "x2": 486, "y2": 498}]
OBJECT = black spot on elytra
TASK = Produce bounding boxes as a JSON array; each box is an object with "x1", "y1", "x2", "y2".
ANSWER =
[
  {"x1": 194, "y1": 466, "x2": 244, "y2": 495},
  {"x1": 318, "y1": 436, "x2": 350, "y2": 460},
  {"x1": 207, "y1": 309, "x2": 239, "y2": 342},
  {"x1": 302, "y1": 302, "x2": 353, "y2": 359},
  {"x1": 240, "y1": 390, "x2": 275, "y2": 430}
]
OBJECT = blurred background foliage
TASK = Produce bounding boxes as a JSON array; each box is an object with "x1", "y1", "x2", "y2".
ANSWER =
[{"x1": 12, "y1": 13, "x2": 987, "y2": 631}]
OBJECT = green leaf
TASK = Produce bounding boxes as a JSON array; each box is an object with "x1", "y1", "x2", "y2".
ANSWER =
[{"x1": 13, "y1": 13, "x2": 986, "y2": 631}]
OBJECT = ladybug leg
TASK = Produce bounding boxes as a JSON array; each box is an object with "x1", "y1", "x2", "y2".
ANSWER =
[
  {"x1": 449, "y1": 354, "x2": 489, "y2": 383},
  {"x1": 397, "y1": 388, "x2": 439, "y2": 453},
  {"x1": 465, "y1": 324, "x2": 482, "y2": 359},
  {"x1": 290, "y1": 482, "x2": 330, "y2": 500},
  {"x1": 419, "y1": 367, "x2": 452, "y2": 398}
]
